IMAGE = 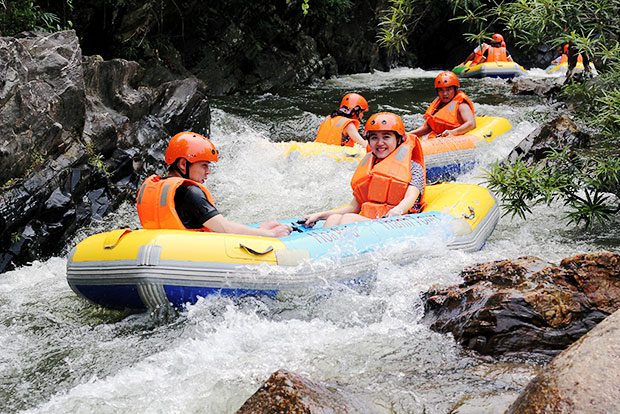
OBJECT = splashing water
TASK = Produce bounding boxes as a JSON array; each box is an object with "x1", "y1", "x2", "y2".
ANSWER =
[{"x1": 3, "y1": 70, "x2": 618, "y2": 414}]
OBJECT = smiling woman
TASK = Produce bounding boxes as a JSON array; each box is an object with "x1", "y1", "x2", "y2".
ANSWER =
[{"x1": 304, "y1": 112, "x2": 426, "y2": 228}]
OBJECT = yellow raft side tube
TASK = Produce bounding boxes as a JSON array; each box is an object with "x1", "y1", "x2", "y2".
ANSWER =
[{"x1": 281, "y1": 116, "x2": 512, "y2": 162}]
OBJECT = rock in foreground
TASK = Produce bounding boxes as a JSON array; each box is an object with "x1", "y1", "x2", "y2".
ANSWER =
[
  {"x1": 423, "y1": 252, "x2": 620, "y2": 356},
  {"x1": 236, "y1": 369, "x2": 384, "y2": 413},
  {"x1": 506, "y1": 308, "x2": 620, "y2": 413}
]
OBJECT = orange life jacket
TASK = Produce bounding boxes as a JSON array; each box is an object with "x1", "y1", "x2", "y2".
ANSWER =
[
  {"x1": 485, "y1": 46, "x2": 509, "y2": 62},
  {"x1": 315, "y1": 115, "x2": 360, "y2": 147},
  {"x1": 350, "y1": 134, "x2": 426, "y2": 219},
  {"x1": 424, "y1": 91, "x2": 475, "y2": 136},
  {"x1": 472, "y1": 44, "x2": 489, "y2": 64},
  {"x1": 136, "y1": 175, "x2": 215, "y2": 231}
]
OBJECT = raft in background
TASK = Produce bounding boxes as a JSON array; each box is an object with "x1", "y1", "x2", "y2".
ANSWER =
[
  {"x1": 67, "y1": 182, "x2": 500, "y2": 311},
  {"x1": 282, "y1": 115, "x2": 512, "y2": 182},
  {"x1": 457, "y1": 61, "x2": 527, "y2": 79},
  {"x1": 545, "y1": 61, "x2": 597, "y2": 75}
]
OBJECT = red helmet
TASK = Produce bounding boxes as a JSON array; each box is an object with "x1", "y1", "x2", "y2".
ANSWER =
[
  {"x1": 340, "y1": 93, "x2": 369, "y2": 113},
  {"x1": 434, "y1": 71, "x2": 460, "y2": 89},
  {"x1": 491, "y1": 33, "x2": 504, "y2": 44},
  {"x1": 164, "y1": 132, "x2": 218, "y2": 165},
  {"x1": 364, "y1": 112, "x2": 406, "y2": 137}
]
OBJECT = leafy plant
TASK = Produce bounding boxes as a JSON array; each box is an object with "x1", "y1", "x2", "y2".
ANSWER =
[{"x1": 486, "y1": 147, "x2": 620, "y2": 228}]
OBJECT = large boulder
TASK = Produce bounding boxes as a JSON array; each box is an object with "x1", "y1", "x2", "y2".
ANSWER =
[
  {"x1": 0, "y1": 31, "x2": 85, "y2": 183},
  {"x1": 510, "y1": 77, "x2": 564, "y2": 97},
  {"x1": 0, "y1": 30, "x2": 210, "y2": 273},
  {"x1": 236, "y1": 369, "x2": 385, "y2": 413},
  {"x1": 505, "y1": 114, "x2": 591, "y2": 164},
  {"x1": 422, "y1": 252, "x2": 620, "y2": 356},
  {"x1": 506, "y1": 308, "x2": 620, "y2": 413}
]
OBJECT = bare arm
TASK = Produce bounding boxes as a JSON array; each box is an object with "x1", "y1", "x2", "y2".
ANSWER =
[
  {"x1": 344, "y1": 122, "x2": 367, "y2": 147},
  {"x1": 386, "y1": 185, "x2": 421, "y2": 217},
  {"x1": 410, "y1": 121, "x2": 433, "y2": 138},
  {"x1": 304, "y1": 198, "x2": 361, "y2": 226},
  {"x1": 204, "y1": 214, "x2": 290, "y2": 237}
]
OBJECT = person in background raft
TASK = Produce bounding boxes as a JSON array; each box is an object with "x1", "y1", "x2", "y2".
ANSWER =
[
  {"x1": 481, "y1": 33, "x2": 513, "y2": 63},
  {"x1": 314, "y1": 93, "x2": 369, "y2": 147},
  {"x1": 136, "y1": 132, "x2": 291, "y2": 237},
  {"x1": 410, "y1": 71, "x2": 476, "y2": 139},
  {"x1": 304, "y1": 112, "x2": 425, "y2": 228},
  {"x1": 463, "y1": 41, "x2": 490, "y2": 65}
]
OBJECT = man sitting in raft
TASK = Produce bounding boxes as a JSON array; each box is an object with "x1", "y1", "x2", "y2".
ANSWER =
[
  {"x1": 463, "y1": 41, "x2": 490, "y2": 65},
  {"x1": 136, "y1": 132, "x2": 291, "y2": 237},
  {"x1": 481, "y1": 33, "x2": 513, "y2": 63},
  {"x1": 304, "y1": 112, "x2": 425, "y2": 228},
  {"x1": 410, "y1": 71, "x2": 476, "y2": 139},
  {"x1": 314, "y1": 93, "x2": 369, "y2": 147}
]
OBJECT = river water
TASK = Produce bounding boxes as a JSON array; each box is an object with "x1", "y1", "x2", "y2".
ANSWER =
[{"x1": 2, "y1": 68, "x2": 619, "y2": 413}]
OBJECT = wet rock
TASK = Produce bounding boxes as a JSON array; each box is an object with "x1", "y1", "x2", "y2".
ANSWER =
[
  {"x1": 236, "y1": 369, "x2": 384, "y2": 413},
  {"x1": 510, "y1": 77, "x2": 564, "y2": 97},
  {"x1": 0, "y1": 30, "x2": 211, "y2": 273},
  {"x1": 505, "y1": 114, "x2": 591, "y2": 164},
  {"x1": 0, "y1": 30, "x2": 85, "y2": 183},
  {"x1": 506, "y1": 308, "x2": 620, "y2": 414},
  {"x1": 423, "y1": 252, "x2": 620, "y2": 356}
]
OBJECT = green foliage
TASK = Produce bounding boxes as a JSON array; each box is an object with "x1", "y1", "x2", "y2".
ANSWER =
[
  {"x1": 301, "y1": 0, "x2": 310, "y2": 15},
  {"x1": 378, "y1": 0, "x2": 447, "y2": 58},
  {"x1": 0, "y1": 0, "x2": 73, "y2": 36},
  {"x1": 85, "y1": 143, "x2": 111, "y2": 178},
  {"x1": 486, "y1": 148, "x2": 620, "y2": 228}
]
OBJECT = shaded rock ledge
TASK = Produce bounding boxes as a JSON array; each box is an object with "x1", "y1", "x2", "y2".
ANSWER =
[
  {"x1": 0, "y1": 30, "x2": 211, "y2": 272},
  {"x1": 422, "y1": 252, "x2": 620, "y2": 357},
  {"x1": 505, "y1": 113, "x2": 591, "y2": 165}
]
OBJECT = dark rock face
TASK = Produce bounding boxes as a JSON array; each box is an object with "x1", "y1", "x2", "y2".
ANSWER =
[
  {"x1": 510, "y1": 77, "x2": 564, "y2": 97},
  {"x1": 0, "y1": 30, "x2": 210, "y2": 273},
  {"x1": 506, "y1": 308, "x2": 620, "y2": 414},
  {"x1": 69, "y1": 1, "x2": 391, "y2": 96},
  {"x1": 422, "y1": 252, "x2": 620, "y2": 356},
  {"x1": 236, "y1": 369, "x2": 383, "y2": 413},
  {"x1": 505, "y1": 114, "x2": 591, "y2": 164},
  {"x1": 0, "y1": 31, "x2": 85, "y2": 183}
]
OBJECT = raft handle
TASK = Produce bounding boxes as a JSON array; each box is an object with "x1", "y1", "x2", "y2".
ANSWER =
[
  {"x1": 239, "y1": 244, "x2": 274, "y2": 255},
  {"x1": 483, "y1": 131, "x2": 493, "y2": 138},
  {"x1": 463, "y1": 206, "x2": 476, "y2": 220}
]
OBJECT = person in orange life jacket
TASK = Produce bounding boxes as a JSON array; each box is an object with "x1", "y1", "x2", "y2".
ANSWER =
[
  {"x1": 481, "y1": 33, "x2": 513, "y2": 63},
  {"x1": 314, "y1": 93, "x2": 369, "y2": 147},
  {"x1": 136, "y1": 132, "x2": 291, "y2": 237},
  {"x1": 304, "y1": 113, "x2": 425, "y2": 228},
  {"x1": 463, "y1": 42, "x2": 490, "y2": 65},
  {"x1": 410, "y1": 71, "x2": 476, "y2": 139}
]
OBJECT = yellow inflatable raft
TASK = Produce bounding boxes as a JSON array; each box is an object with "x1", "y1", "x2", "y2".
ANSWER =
[
  {"x1": 67, "y1": 182, "x2": 499, "y2": 311},
  {"x1": 282, "y1": 116, "x2": 512, "y2": 181}
]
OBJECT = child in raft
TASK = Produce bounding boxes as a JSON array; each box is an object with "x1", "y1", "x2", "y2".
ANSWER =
[{"x1": 314, "y1": 93, "x2": 369, "y2": 147}]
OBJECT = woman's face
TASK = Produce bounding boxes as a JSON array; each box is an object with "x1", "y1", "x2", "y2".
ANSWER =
[
  {"x1": 437, "y1": 86, "x2": 456, "y2": 104},
  {"x1": 367, "y1": 131, "x2": 398, "y2": 159}
]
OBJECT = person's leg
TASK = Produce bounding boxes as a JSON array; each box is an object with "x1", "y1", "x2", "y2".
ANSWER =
[
  {"x1": 565, "y1": 43, "x2": 578, "y2": 83},
  {"x1": 339, "y1": 213, "x2": 371, "y2": 225},
  {"x1": 324, "y1": 214, "x2": 344, "y2": 228}
]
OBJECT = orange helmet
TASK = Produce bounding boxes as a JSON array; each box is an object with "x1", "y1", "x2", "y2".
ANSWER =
[
  {"x1": 164, "y1": 132, "x2": 218, "y2": 165},
  {"x1": 434, "y1": 71, "x2": 460, "y2": 89},
  {"x1": 364, "y1": 112, "x2": 406, "y2": 137},
  {"x1": 340, "y1": 93, "x2": 369, "y2": 113},
  {"x1": 491, "y1": 33, "x2": 504, "y2": 44}
]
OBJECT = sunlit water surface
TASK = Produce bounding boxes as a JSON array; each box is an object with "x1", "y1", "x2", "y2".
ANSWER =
[{"x1": 2, "y1": 68, "x2": 619, "y2": 414}]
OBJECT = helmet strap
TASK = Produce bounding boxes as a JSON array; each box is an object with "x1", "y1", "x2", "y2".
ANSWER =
[{"x1": 173, "y1": 159, "x2": 191, "y2": 179}]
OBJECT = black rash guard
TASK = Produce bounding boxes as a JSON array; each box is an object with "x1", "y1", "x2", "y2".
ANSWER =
[{"x1": 174, "y1": 185, "x2": 220, "y2": 229}]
